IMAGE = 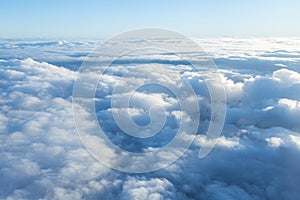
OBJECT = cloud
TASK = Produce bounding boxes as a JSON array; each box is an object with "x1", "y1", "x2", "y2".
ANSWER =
[
  {"x1": 266, "y1": 137, "x2": 284, "y2": 147},
  {"x1": 1, "y1": 38, "x2": 300, "y2": 199},
  {"x1": 119, "y1": 177, "x2": 176, "y2": 200}
]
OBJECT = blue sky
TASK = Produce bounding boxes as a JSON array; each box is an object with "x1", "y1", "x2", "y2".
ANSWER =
[{"x1": 1, "y1": 0, "x2": 300, "y2": 38}]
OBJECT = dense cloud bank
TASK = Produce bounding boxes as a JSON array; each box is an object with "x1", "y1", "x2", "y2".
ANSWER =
[{"x1": 1, "y1": 38, "x2": 300, "y2": 199}]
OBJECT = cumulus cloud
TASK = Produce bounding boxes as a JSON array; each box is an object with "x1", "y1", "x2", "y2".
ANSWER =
[{"x1": 1, "y1": 38, "x2": 300, "y2": 199}]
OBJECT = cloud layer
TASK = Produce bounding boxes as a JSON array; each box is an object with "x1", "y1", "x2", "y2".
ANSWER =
[{"x1": 1, "y1": 38, "x2": 300, "y2": 199}]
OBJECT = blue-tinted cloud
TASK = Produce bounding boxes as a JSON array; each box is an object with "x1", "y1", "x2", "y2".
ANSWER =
[{"x1": 1, "y1": 38, "x2": 300, "y2": 199}]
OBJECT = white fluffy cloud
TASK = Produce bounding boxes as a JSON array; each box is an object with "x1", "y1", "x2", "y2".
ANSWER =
[{"x1": 1, "y1": 38, "x2": 300, "y2": 199}]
